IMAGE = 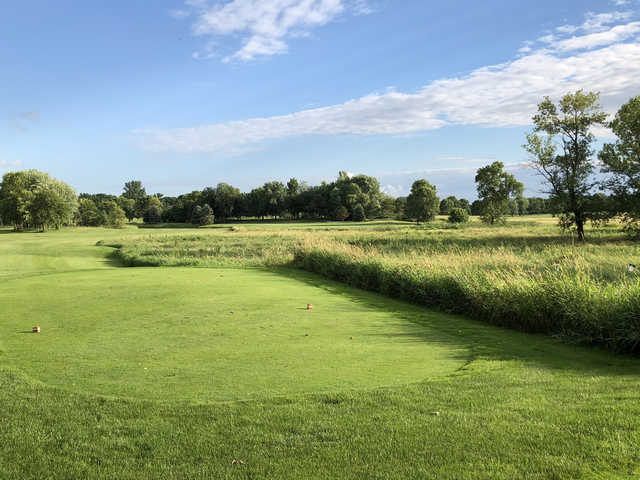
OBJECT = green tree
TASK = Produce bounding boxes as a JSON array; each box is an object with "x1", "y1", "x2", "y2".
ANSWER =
[
  {"x1": 516, "y1": 196, "x2": 529, "y2": 216},
  {"x1": 351, "y1": 203, "x2": 366, "y2": 222},
  {"x1": 475, "y1": 162, "x2": 523, "y2": 225},
  {"x1": 439, "y1": 196, "x2": 458, "y2": 215},
  {"x1": 405, "y1": 180, "x2": 439, "y2": 223},
  {"x1": 334, "y1": 205, "x2": 349, "y2": 221},
  {"x1": 104, "y1": 201, "x2": 127, "y2": 228},
  {"x1": 117, "y1": 197, "x2": 136, "y2": 222},
  {"x1": 394, "y1": 197, "x2": 407, "y2": 219},
  {"x1": 524, "y1": 90, "x2": 607, "y2": 241},
  {"x1": 0, "y1": 170, "x2": 49, "y2": 229},
  {"x1": 122, "y1": 180, "x2": 147, "y2": 219},
  {"x1": 599, "y1": 95, "x2": 640, "y2": 235},
  {"x1": 143, "y1": 196, "x2": 163, "y2": 224},
  {"x1": 76, "y1": 198, "x2": 103, "y2": 226},
  {"x1": 192, "y1": 204, "x2": 214, "y2": 226},
  {"x1": 448, "y1": 207, "x2": 469, "y2": 223},
  {"x1": 0, "y1": 170, "x2": 77, "y2": 231},
  {"x1": 28, "y1": 178, "x2": 78, "y2": 231},
  {"x1": 458, "y1": 198, "x2": 471, "y2": 214},
  {"x1": 214, "y1": 183, "x2": 240, "y2": 221}
]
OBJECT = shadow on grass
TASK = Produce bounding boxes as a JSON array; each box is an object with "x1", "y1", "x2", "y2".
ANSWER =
[{"x1": 273, "y1": 267, "x2": 640, "y2": 376}]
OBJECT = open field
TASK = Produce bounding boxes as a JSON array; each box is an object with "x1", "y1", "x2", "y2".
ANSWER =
[{"x1": 2, "y1": 220, "x2": 640, "y2": 478}]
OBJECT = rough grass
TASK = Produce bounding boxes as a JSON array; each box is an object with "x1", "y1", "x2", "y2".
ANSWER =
[{"x1": 2, "y1": 222, "x2": 640, "y2": 479}]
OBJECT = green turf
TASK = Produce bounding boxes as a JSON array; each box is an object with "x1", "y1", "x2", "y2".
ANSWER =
[
  {"x1": 2, "y1": 224, "x2": 640, "y2": 479},
  {"x1": 1, "y1": 267, "x2": 470, "y2": 402}
]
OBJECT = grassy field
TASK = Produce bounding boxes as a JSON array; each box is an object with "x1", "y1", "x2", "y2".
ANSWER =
[{"x1": 2, "y1": 220, "x2": 640, "y2": 478}]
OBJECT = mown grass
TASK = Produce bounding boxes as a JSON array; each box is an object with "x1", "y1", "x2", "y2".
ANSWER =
[{"x1": 2, "y1": 222, "x2": 640, "y2": 478}]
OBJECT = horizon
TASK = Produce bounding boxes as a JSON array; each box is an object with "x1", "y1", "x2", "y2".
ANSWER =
[{"x1": 2, "y1": 0, "x2": 640, "y2": 198}]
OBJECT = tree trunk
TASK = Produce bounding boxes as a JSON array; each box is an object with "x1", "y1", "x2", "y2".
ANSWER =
[{"x1": 575, "y1": 216, "x2": 585, "y2": 242}]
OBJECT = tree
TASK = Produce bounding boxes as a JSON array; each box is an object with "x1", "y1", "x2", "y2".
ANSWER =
[
  {"x1": 351, "y1": 203, "x2": 366, "y2": 222},
  {"x1": 470, "y1": 200, "x2": 483, "y2": 216},
  {"x1": 334, "y1": 205, "x2": 349, "y2": 221},
  {"x1": 0, "y1": 170, "x2": 77, "y2": 231},
  {"x1": 524, "y1": 90, "x2": 607, "y2": 241},
  {"x1": 192, "y1": 204, "x2": 214, "y2": 226},
  {"x1": 104, "y1": 201, "x2": 127, "y2": 228},
  {"x1": 599, "y1": 95, "x2": 640, "y2": 235},
  {"x1": 448, "y1": 207, "x2": 469, "y2": 223},
  {"x1": 122, "y1": 180, "x2": 147, "y2": 219},
  {"x1": 117, "y1": 197, "x2": 136, "y2": 222},
  {"x1": 516, "y1": 196, "x2": 529, "y2": 216},
  {"x1": 405, "y1": 180, "x2": 439, "y2": 223},
  {"x1": 394, "y1": 197, "x2": 407, "y2": 219},
  {"x1": 28, "y1": 178, "x2": 78, "y2": 231},
  {"x1": 143, "y1": 196, "x2": 163, "y2": 224},
  {"x1": 0, "y1": 170, "x2": 49, "y2": 229},
  {"x1": 458, "y1": 198, "x2": 471, "y2": 214},
  {"x1": 379, "y1": 194, "x2": 396, "y2": 218},
  {"x1": 214, "y1": 183, "x2": 240, "y2": 221},
  {"x1": 76, "y1": 198, "x2": 103, "y2": 226},
  {"x1": 439, "y1": 196, "x2": 458, "y2": 215},
  {"x1": 475, "y1": 162, "x2": 523, "y2": 225}
]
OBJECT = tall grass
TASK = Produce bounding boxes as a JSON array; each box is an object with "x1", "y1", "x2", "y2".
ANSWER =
[{"x1": 294, "y1": 232, "x2": 640, "y2": 353}]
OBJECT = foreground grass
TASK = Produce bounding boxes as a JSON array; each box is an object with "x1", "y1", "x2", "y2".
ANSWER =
[
  {"x1": 2, "y1": 224, "x2": 640, "y2": 478},
  {"x1": 1, "y1": 267, "x2": 471, "y2": 402}
]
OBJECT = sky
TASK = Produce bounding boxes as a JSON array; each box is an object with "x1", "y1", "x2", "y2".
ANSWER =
[{"x1": 2, "y1": 0, "x2": 640, "y2": 199}]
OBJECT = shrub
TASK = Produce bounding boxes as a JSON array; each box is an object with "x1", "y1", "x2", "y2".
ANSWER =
[{"x1": 448, "y1": 208, "x2": 469, "y2": 224}]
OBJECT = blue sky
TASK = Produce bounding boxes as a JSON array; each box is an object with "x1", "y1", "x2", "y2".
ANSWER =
[{"x1": 2, "y1": 0, "x2": 640, "y2": 199}]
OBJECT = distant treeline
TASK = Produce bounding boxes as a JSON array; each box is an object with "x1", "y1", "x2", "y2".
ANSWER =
[{"x1": 74, "y1": 172, "x2": 554, "y2": 227}]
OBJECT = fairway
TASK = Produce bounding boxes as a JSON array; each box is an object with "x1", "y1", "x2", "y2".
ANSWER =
[{"x1": 1, "y1": 267, "x2": 467, "y2": 402}]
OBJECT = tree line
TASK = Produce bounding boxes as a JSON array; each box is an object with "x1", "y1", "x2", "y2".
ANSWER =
[{"x1": 1, "y1": 92, "x2": 638, "y2": 240}]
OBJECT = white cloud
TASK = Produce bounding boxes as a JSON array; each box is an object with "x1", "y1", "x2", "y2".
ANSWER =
[
  {"x1": 545, "y1": 21, "x2": 640, "y2": 51},
  {"x1": 178, "y1": 0, "x2": 372, "y2": 62},
  {"x1": 140, "y1": 9, "x2": 640, "y2": 154}
]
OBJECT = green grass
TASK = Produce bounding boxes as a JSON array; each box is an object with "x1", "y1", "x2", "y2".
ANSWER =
[
  {"x1": 1, "y1": 267, "x2": 471, "y2": 402},
  {"x1": 2, "y1": 223, "x2": 640, "y2": 478}
]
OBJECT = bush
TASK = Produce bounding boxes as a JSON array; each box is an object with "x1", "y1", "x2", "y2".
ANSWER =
[{"x1": 448, "y1": 208, "x2": 469, "y2": 224}]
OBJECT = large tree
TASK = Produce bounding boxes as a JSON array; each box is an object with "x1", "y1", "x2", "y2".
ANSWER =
[
  {"x1": 599, "y1": 95, "x2": 640, "y2": 235},
  {"x1": 28, "y1": 178, "x2": 78, "y2": 231},
  {"x1": 524, "y1": 90, "x2": 607, "y2": 241},
  {"x1": 122, "y1": 180, "x2": 147, "y2": 219},
  {"x1": 214, "y1": 183, "x2": 241, "y2": 220},
  {"x1": 475, "y1": 161, "x2": 523, "y2": 225},
  {"x1": 0, "y1": 170, "x2": 77, "y2": 231},
  {"x1": 405, "y1": 179, "x2": 439, "y2": 223}
]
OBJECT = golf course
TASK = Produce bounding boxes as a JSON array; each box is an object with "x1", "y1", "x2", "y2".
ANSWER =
[{"x1": 2, "y1": 220, "x2": 640, "y2": 479}]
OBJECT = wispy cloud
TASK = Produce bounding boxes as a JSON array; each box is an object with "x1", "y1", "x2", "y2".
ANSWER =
[
  {"x1": 177, "y1": 0, "x2": 372, "y2": 62},
  {"x1": 10, "y1": 111, "x2": 39, "y2": 132},
  {"x1": 140, "y1": 9, "x2": 640, "y2": 155}
]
